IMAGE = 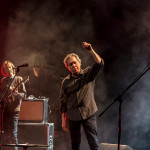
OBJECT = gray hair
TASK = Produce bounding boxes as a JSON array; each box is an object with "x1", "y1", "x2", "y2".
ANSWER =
[{"x1": 64, "y1": 53, "x2": 81, "y2": 68}]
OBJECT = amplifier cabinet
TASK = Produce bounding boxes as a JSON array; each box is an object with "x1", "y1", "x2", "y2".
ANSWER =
[
  {"x1": 18, "y1": 123, "x2": 54, "y2": 150},
  {"x1": 100, "y1": 143, "x2": 133, "y2": 150},
  {"x1": 19, "y1": 98, "x2": 49, "y2": 123}
]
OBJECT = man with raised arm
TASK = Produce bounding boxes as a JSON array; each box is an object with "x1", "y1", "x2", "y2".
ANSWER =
[{"x1": 60, "y1": 42, "x2": 104, "y2": 150}]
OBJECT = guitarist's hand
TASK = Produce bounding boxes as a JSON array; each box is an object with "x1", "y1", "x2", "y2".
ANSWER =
[
  {"x1": 12, "y1": 90, "x2": 22, "y2": 100},
  {"x1": 12, "y1": 91, "x2": 19, "y2": 97}
]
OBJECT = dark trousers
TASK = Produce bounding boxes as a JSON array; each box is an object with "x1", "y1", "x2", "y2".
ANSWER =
[{"x1": 68, "y1": 114, "x2": 100, "y2": 150}]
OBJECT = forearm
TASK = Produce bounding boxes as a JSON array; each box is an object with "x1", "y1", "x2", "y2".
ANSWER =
[
  {"x1": 61, "y1": 112, "x2": 67, "y2": 126},
  {"x1": 89, "y1": 49, "x2": 102, "y2": 64},
  {"x1": 16, "y1": 89, "x2": 27, "y2": 99},
  {"x1": 60, "y1": 97, "x2": 67, "y2": 113},
  {"x1": 18, "y1": 92, "x2": 26, "y2": 98},
  {"x1": 61, "y1": 112, "x2": 69, "y2": 132},
  {"x1": 61, "y1": 113, "x2": 65, "y2": 120},
  {"x1": 60, "y1": 86, "x2": 67, "y2": 113}
]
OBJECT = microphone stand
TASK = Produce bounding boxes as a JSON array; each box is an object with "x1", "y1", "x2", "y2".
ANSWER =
[
  {"x1": 0, "y1": 67, "x2": 20, "y2": 150},
  {"x1": 99, "y1": 63, "x2": 150, "y2": 150}
]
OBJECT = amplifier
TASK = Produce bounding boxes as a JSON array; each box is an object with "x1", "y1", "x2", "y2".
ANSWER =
[
  {"x1": 100, "y1": 143, "x2": 133, "y2": 150},
  {"x1": 18, "y1": 123, "x2": 54, "y2": 150},
  {"x1": 19, "y1": 98, "x2": 49, "y2": 123}
]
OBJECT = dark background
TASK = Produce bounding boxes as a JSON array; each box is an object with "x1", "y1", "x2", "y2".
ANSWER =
[{"x1": 0, "y1": 0, "x2": 150, "y2": 149}]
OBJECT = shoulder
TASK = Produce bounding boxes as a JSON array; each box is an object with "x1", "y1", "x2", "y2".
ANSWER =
[
  {"x1": 60, "y1": 74, "x2": 71, "y2": 90},
  {"x1": 1, "y1": 77, "x2": 7, "y2": 84},
  {"x1": 1, "y1": 77, "x2": 6, "y2": 82},
  {"x1": 86, "y1": 60, "x2": 104, "y2": 71},
  {"x1": 61, "y1": 75, "x2": 70, "y2": 84},
  {"x1": 83, "y1": 62, "x2": 102, "y2": 71},
  {"x1": 83, "y1": 66, "x2": 91, "y2": 73}
]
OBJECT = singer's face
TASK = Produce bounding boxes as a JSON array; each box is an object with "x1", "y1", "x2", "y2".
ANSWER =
[
  {"x1": 5, "y1": 63, "x2": 14, "y2": 77},
  {"x1": 67, "y1": 56, "x2": 81, "y2": 77}
]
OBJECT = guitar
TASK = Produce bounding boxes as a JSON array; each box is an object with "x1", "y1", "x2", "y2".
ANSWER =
[
  {"x1": 7, "y1": 76, "x2": 29, "y2": 99},
  {"x1": 3, "y1": 76, "x2": 29, "y2": 108}
]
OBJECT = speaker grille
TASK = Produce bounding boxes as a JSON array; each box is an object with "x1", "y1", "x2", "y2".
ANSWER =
[{"x1": 19, "y1": 99, "x2": 48, "y2": 123}]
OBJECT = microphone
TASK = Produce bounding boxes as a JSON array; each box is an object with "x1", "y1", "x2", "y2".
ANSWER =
[
  {"x1": 13, "y1": 63, "x2": 29, "y2": 69},
  {"x1": 17, "y1": 63, "x2": 28, "y2": 68}
]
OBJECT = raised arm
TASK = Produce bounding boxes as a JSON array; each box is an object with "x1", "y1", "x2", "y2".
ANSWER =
[{"x1": 82, "y1": 42, "x2": 102, "y2": 64}]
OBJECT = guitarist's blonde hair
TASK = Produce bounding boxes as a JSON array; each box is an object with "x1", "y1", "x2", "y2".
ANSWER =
[{"x1": 1, "y1": 61, "x2": 15, "y2": 77}]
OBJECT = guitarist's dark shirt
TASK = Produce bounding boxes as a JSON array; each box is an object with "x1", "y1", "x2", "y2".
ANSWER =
[{"x1": 0, "y1": 76, "x2": 26, "y2": 114}]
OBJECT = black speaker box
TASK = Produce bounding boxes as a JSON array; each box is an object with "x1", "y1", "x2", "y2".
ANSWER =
[
  {"x1": 100, "y1": 143, "x2": 133, "y2": 150},
  {"x1": 18, "y1": 123, "x2": 54, "y2": 150}
]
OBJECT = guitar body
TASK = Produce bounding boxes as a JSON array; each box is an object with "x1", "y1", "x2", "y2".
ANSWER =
[{"x1": 1, "y1": 76, "x2": 28, "y2": 113}]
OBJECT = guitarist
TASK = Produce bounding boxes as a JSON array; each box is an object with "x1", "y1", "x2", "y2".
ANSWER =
[{"x1": 0, "y1": 61, "x2": 26, "y2": 150}]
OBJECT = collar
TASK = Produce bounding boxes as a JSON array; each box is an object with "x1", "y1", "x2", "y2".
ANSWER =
[{"x1": 69, "y1": 69, "x2": 84, "y2": 79}]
